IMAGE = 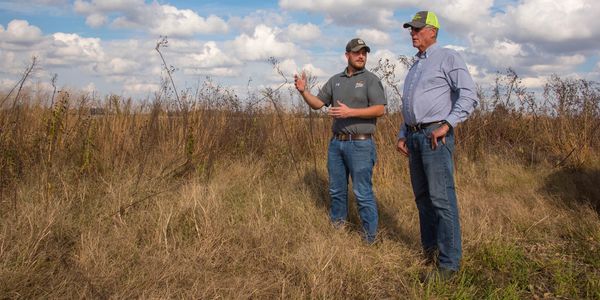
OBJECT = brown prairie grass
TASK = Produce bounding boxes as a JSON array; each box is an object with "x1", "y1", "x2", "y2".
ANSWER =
[{"x1": 1, "y1": 75, "x2": 600, "y2": 299}]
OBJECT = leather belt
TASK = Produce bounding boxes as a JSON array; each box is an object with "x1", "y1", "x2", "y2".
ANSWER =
[
  {"x1": 406, "y1": 121, "x2": 443, "y2": 133},
  {"x1": 333, "y1": 133, "x2": 372, "y2": 141}
]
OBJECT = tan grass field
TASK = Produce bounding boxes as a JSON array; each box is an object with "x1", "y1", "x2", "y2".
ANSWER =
[{"x1": 1, "y1": 75, "x2": 600, "y2": 298}]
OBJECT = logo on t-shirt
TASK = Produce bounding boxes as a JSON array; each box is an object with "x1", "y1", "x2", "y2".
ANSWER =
[{"x1": 355, "y1": 80, "x2": 365, "y2": 88}]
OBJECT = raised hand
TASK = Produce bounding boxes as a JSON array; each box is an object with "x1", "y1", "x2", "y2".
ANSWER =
[{"x1": 294, "y1": 71, "x2": 307, "y2": 93}]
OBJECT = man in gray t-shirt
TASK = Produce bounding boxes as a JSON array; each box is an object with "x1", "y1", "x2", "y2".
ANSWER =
[{"x1": 294, "y1": 38, "x2": 387, "y2": 244}]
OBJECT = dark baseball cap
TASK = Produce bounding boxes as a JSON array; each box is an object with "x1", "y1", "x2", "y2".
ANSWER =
[
  {"x1": 403, "y1": 11, "x2": 440, "y2": 29},
  {"x1": 345, "y1": 38, "x2": 370, "y2": 53}
]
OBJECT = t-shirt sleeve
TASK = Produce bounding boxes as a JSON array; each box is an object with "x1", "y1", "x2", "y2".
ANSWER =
[
  {"x1": 367, "y1": 75, "x2": 387, "y2": 106},
  {"x1": 317, "y1": 77, "x2": 334, "y2": 107}
]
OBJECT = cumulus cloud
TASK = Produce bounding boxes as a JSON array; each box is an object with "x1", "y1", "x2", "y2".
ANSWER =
[
  {"x1": 47, "y1": 32, "x2": 104, "y2": 66},
  {"x1": 123, "y1": 81, "x2": 161, "y2": 94},
  {"x1": 186, "y1": 41, "x2": 242, "y2": 69},
  {"x1": 183, "y1": 67, "x2": 239, "y2": 77},
  {"x1": 504, "y1": 0, "x2": 598, "y2": 44},
  {"x1": 0, "y1": 19, "x2": 44, "y2": 46},
  {"x1": 276, "y1": 58, "x2": 327, "y2": 79},
  {"x1": 85, "y1": 13, "x2": 107, "y2": 27},
  {"x1": 356, "y1": 29, "x2": 391, "y2": 47},
  {"x1": 74, "y1": 0, "x2": 228, "y2": 37},
  {"x1": 148, "y1": 5, "x2": 228, "y2": 36},
  {"x1": 83, "y1": 82, "x2": 96, "y2": 93},
  {"x1": 0, "y1": 78, "x2": 17, "y2": 90},
  {"x1": 367, "y1": 48, "x2": 409, "y2": 82},
  {"x1": 285, "y1": 23, "x2": 321, "y2": 42},
  {"x1": 530, "y1": 54, "x2": 586, "y2": 73},
  {"x1": 486, "y1": 39, "x2": 526, "y2": 68},
  {"x1": 231, "y1": 25, "x2": 297, "y2": 61},
  {"x1": 92, "y1": 57, "x2": 140, "y2": 75},
  {"x1": 422, "y1": 0, "x2": 494, "y2": 32},
  {"x1": 229, "y1": 10, "x2": 287, "y2": 34},
  {"x1": 521, "y1": 76, "x2": 547, "y2": 89},
  {"x1": 456, "y1": 0, "x2": 600, "y2": 84},
  {"x1": 279, "y1": 0, "x2": 406, "y2": 28},
  {"x1": 469, "y1": 1, "x2": 599, "y2": 54}
]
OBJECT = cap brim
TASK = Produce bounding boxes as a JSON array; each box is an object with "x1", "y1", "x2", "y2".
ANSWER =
[
  {"x1": 403, "y1": 21, "x2": 426, "y2": 29},
  {"x1": 349, "y1": 45, "x2": 370, "y2": 53}
]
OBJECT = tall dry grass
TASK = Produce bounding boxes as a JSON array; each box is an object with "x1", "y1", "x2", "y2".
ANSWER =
[{"x1": 1, "y1": 64, "x2": 600, "y2": 298}]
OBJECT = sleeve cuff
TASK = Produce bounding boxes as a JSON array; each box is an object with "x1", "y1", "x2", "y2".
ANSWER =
[{"x1": 445, "y1": 115, "x2": 460, "y2": 128}]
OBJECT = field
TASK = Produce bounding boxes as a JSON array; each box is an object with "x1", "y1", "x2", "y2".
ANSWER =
[{"x1": 1, "y1": 69, "x2": 600, "y2": 299}]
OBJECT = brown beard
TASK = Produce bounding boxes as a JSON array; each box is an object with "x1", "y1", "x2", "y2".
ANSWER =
[{"x1": 348, "y1": 60, "x2": 365, "y2": 71}]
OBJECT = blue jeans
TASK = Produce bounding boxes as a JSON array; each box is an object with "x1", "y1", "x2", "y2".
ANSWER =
[
  {"x1": 327, "y1": 138, "x2": 378, "y2": 243},
  {"x1": 407, "y1": 125, "x2": 462, "y2": 271}
]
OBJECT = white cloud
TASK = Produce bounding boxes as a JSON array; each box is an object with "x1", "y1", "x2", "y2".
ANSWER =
[
  {"x1": 123, "y1": 82, "x2": 161, "y2": 94},
  {"x1": 367, "y1": 48, "x2": 409, "y2": 84},
  {"x1": 530, "y1": 54, "x2": 586, "y2": 73},
  {"x1": 490, "y1": 39, "x2": 525, "y2": 66},
  {"x1": 74, "y1": 1, "x2": 228, "y2": 37},
  {"x1": 229, "y1": 10, "x2": 287, "y2": 34},
  {"x1": 0, "y1": 50, "x2": 17, "y2": 73},
  {"x1": 356, "y1": 28, "x2": 391, "y2": 47},
  {"x1": 521, "y1": 76, "x2": 547, "y2": 89},
  {"x1": 0, "y1": 78, "x2": 16, "y2": 90},
  {"x1": 276, "y1": 58, "x2": 327, "y2": 80},
  {"x1": 183, "y1": 67, "x2": 239, "y2": 77},
  {"x1": 47, "y1": 33, "x2": 104, "y2": 66},
  {"x1": 506, "y1": 0, "x2": 597, "y2": 43},
  {"x1": 83, "y1": 82, "x2": 96, "y2": 93},
  {"x1": 149, "y1": 5, "x2": 228, "y2": 37},
  {"x1": 468, "y1": 0, "x2": 600, "y2": 57},
  {"x1": 279, "y1": 0, "x2": 405, "y2": 28},
  {"x1": 85, "y1": 13, "x2": 107, "y2": 27},
  {"x1": 93, "y1": 57, "x2": 140, "y2": 75},
  {"x1": 424, "y1": 0, "x2": 494, "y2": 31},
  {"x1": 186, "y1": 41, "x2": 242, "y2": 69},
  {"x1": 466, "y1": 63, "x2": 480, "y2": 77},
  {"x1": 301, "y1": 63, "x2": 327, "y2": 78},
  {"x1": 445, "y1": 45, "x2": 467, "y2": 52},
  {"x1": 231, "y1": 25, "x2": 297, "y2": 61},
  {"x1": 286, "y1": 23, "x2": 321, "y2": 42},
  {"x1": 0, "y1": 19, "x2": 44, "y2": 45}
]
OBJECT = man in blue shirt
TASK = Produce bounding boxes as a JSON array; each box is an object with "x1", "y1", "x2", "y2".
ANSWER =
[
  {"x1": 396, "y1": 11, "x2": 478, "y2": 279},
  {"x1": 295, "y1": 38, "x2": 387, "y2": 244}
]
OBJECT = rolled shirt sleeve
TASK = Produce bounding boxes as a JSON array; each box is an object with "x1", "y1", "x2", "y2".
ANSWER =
[{"x1": 444, "y1": 52, "x2": 478, "y2": 128}]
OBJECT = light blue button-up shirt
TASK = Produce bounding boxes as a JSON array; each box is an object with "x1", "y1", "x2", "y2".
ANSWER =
[{"x1": 398, "y1": 43, "x2": 478, "y2": 139}]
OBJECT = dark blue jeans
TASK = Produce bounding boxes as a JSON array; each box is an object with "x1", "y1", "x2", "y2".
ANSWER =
[
  {"x1": 327, "y1": 138, "x2": 378, "y2": 243},
  {"x1": 407, "y1": 125, "x2": 462, "y2": 271}
]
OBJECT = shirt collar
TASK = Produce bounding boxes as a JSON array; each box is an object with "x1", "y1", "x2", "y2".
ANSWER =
[
  {"x1": 342, "y1": 67, "x2": 366, "y2": 77},
  {"x1": 415, "y1": 42, "x2": 439, "y2": 59}
]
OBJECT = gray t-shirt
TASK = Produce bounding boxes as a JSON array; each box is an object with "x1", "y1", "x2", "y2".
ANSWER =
[{"x1": 317, "y1": 68, "x2": 387, "y2": 134}]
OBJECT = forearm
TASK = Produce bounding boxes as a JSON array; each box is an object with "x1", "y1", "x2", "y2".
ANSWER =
[
  {"x1": 446, "y1": 88, "x2": 478, "y2": 127},
  {"x1": 300, "y1": 90, "x2": 325, "y2": 110},
  {"x1": 397, "y1": 123, "x2": 407, "y2": 140},
  {"x1": 446, "y1": 57, "x2": 479, "y2": 127},
  {"x1": 348, "y1": 104, "x2": 385, "y2": 119}
]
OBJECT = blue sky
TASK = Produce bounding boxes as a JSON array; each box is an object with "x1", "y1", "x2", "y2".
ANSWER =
[{"x1": 0, "y1": 0, "x2": 599, "y2": 99}]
